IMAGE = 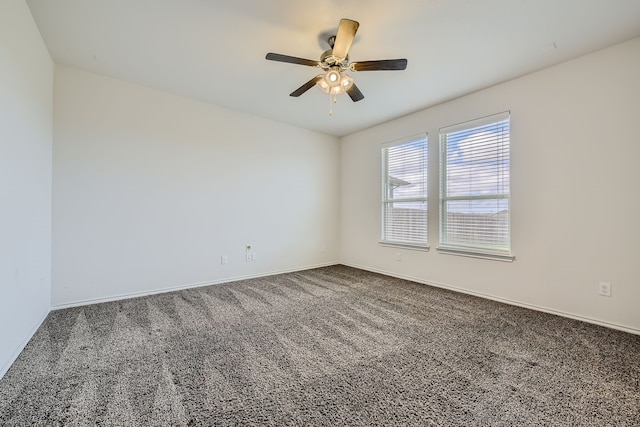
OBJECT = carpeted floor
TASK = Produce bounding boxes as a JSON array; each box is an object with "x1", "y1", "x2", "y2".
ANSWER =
[{"x1": 0, "y1": 265, "x2": 639, "y2": 426}]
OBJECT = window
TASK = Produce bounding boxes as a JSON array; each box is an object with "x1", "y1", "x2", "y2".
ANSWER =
[
  {"x1": 439, "y1": 112, "x2": 512, "y2": 260},
  {"x1": 381, "y1": 134, "x2": 428, "y2": 248}
]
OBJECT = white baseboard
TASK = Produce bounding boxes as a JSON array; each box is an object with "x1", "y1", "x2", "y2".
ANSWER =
[
  {"x1": 51, "y1": 262, "x2": 340, "y2": 310},
  {"x1": 0, "y1": 306, "x2": 50, "y2": 381},
  {"x1": 341, "y1": 262, "x2": 640, "y2": 336}
]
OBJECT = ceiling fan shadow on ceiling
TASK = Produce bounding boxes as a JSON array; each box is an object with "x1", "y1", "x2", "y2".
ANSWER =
[{"x1": 265, "y1": 18, "x2": 407, "y2": 114}]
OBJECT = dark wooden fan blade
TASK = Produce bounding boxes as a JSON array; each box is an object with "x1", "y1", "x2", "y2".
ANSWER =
[
  {"x1": 332, "y1": 19, "x2": 359, "y2": 61},
  {"x1": 346, "y1": 83, "x2": 364, "y2": 102},
  {"x1": 352, "y1": 59, "x2": 408, "y2": 71},
  {"x1": 290, "y1": 75, "x2": 323, "y2": 97},
  {"x1": 266, "y1": 53, "x2": 319, "y2": 67}
]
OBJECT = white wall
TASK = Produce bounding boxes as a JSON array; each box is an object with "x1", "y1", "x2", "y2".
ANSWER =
[
  {"x1": 0, "y1": 0, "x2": 53, "y2": 377},
  {"x1": 340, "y1": 37, "x2": 640, "y2": 333},
  {"x1": 52, "y1": 66, "x2": 340, "y2": 306}
]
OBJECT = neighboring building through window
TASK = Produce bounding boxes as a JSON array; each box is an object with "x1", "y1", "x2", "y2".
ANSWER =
[
  {"x1": 439, "y1": 112, "x2": 512, "y2": 260},
  {"x1": 381, "y1": 134, "x2": 428, "y2": 248}
]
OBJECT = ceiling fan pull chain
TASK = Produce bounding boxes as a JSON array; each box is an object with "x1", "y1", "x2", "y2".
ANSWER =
[{"x1": 329, "y1": 93, "x2": 333, "y2": 116}]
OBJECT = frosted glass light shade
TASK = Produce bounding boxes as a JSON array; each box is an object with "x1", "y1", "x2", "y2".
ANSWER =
[{"x1": 317, "y1": 70, "x2": 353, "y2": 95}]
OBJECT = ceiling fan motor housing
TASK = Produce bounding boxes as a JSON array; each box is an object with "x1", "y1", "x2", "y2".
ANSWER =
[{"x1": 320, "y1": 49, "x2": 348, "y2": 68}]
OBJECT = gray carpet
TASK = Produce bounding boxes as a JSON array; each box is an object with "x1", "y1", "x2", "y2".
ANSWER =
[{"x1": 0, "y1": 265, "x2": 638, "y2": 426}]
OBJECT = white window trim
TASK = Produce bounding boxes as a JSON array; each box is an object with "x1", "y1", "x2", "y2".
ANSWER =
[
  {"x1": 436, "y1": 247, "x2": 515, "y2": 262},
  {"x1": 379, "y1": 241, "x2": 430, "y2": 251}
]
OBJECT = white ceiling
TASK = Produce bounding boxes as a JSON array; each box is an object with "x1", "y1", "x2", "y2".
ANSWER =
[{"x1": 26, "y1": 0, "x2": 640, "y2": 137}]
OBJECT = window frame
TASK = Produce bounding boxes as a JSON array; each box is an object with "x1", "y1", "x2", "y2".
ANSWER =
[
  {"x1": 380, "y1": 133, "x2": 429, "y2": 250},
  {"x1": 438, "y1": 112, "x2": 514, "y2": 261}
]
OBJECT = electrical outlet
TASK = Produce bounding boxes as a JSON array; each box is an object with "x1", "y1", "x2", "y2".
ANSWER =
[
  {"x1": 246, "y1": 252, "x2": 252, "y2": 262},
  {"x1": 221, "y1": 256, "x2": 228, "y2": 264},
  {"x1": 598, "y1": 281, "x2": 612, "y2": 297},
  {"x1": 396, "y1": 252, "x2": 402, "y2": 262}
]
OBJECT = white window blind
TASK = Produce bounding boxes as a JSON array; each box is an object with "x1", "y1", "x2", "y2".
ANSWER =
[
  {"x1": 381, "y1": 134, "x2": 428, "y2": 248},
  {"x1": 439, "y1": 112, "x2": 511, "y2": 258}
]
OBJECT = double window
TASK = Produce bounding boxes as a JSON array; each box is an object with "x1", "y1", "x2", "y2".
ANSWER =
[
  {"x1": 381, "y1": 134, "x2": 428, "y2": 248},
  {"x1": 439, "y1": 112, "x2": 512, "y2": 259},
  {"x1": 380, "y1": 112, "x2": 512, "y2": 260}
]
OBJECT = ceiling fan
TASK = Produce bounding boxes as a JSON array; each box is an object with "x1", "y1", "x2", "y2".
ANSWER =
[{"x1": 265, "y1": 18, "x2": 408, "y2": 104}]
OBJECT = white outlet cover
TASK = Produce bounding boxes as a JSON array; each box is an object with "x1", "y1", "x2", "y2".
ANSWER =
[{"x1": 598, "y1": 281, "x2": 612, "y2": 297}]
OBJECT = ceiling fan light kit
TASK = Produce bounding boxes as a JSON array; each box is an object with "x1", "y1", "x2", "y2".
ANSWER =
[
  {"x1": 317, "y1": 68, "x2": 354, "y2": 95},
  {"x1": 265, "y1": 18, "x2": 408, "y2": 114}
]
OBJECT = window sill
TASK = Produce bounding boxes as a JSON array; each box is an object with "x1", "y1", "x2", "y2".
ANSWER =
[
  {"x1": 379, "y1": 241, "x2": 429, "y2": 251},
  {"x1": 437, "y1": 247, "x2": 514, "y2": 262}
]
